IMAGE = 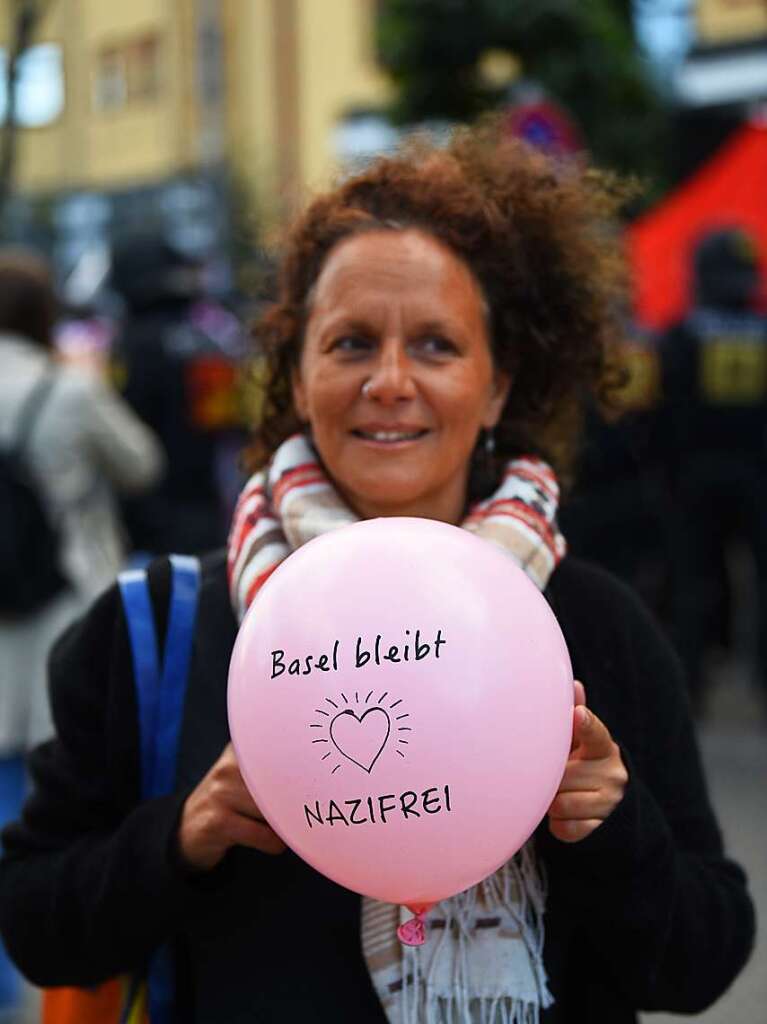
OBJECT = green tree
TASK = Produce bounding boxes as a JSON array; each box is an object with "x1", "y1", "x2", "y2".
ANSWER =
[{"x1": 376, "y1": 0, "x2": 669, "y2": 188}]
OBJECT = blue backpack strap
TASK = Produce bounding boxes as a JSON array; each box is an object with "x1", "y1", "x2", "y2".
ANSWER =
[
  {"x1": 152, "y1": 554, "x2": 200, "y2": 798},
  {"x1": 118, "y1": 554, "x2": 201, "y2": 1024},
  {"x1": 118, "y1": 569, "x2": 162, "y2": 796}
]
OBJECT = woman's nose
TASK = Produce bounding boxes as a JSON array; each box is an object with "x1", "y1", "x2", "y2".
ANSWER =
[{"x1": 363, "y1": 341, "x2": 416, "y2": 403}]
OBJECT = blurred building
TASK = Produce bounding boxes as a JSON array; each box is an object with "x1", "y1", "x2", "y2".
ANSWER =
[
  {"x1": 673, "y1": 0, "x2": 767, "y2": 181},
  {"x1": 0, "y1": 0, "x2": 392, "y2": 279},
  {"x1": 696, "y1": 0, "x2": 767, "y2": 45}
]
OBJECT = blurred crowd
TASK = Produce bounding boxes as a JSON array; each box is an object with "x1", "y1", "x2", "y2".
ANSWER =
[
  {"x1": 0, "y1": 236, "x2": 254, "y2": 1016},
  {"x1": 0, "y1": 219, "x2": 766, "y2": 1017},
  {"x1": 562, "y1": 226, "x2": 767, "y2": 720}
]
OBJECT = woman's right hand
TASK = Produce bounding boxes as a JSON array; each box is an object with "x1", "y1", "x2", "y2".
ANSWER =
[{"x1": 177, "y1": 743, "x2": 286, "y2": 871}]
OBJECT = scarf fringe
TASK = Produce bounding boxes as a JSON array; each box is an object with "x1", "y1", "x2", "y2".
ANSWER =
[
  {"x1": 400, "y1": 991, "x2": 544, "y2": 1023},
  {"x1": 399, "y1": 850, "x2": 553, "y2": 1024}
]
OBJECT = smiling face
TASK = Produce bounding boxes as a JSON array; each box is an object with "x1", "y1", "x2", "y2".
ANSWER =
[{"x1": 292, "y1": 229, "x2": 510, "y2": 523}]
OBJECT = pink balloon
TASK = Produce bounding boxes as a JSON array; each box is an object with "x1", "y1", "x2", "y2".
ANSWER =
[{"x1": 228, "y1": 517, "x2": 573, "y2": 909}]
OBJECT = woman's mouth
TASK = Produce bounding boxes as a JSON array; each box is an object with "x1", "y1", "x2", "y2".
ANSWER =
[{"x1": 351, "y1": 428, "x2": 429, "y2": 444}]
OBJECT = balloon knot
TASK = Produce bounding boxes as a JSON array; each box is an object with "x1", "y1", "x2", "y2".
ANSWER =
[{"x1": 397, "y1": 910, "x2": 427, "y2": 947}]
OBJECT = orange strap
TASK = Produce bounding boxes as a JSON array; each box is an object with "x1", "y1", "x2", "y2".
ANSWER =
[{"x1": 41, "y1": 977, "x2": 145, "y2": 1024}]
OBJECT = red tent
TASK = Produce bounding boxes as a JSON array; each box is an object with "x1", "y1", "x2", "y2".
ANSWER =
[{"x1": 627, "y1": 120, "x2": 767, "y2": 332}]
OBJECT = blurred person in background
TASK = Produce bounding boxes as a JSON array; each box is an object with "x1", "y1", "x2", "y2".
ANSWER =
[
  {"x1": 561, "y1": 320, "x2": 666, "y2": 617},
  {"x1": 0, "y1": 133, "x2": 754, "y2": 1024},
  {"x1": 0, "y1": 248, "x2": 164, "y2": 1016},
  {"x1": 110, "y1": 235, "x2": 249, "y2": 558},
  {"x1": 659, "y1": 228, "x2": 767, "y2": 718}
]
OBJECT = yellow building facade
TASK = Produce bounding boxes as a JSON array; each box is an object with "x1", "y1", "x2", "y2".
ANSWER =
[
  {"x1": 696, "y1": 0, "x2": 767, "y2": 44},
  {"x1": 224, "y1": 0, "x2": 392, "y2": 220},
  {"x1": 0, "y1": 0, "x2": 391, "y2": 225}
]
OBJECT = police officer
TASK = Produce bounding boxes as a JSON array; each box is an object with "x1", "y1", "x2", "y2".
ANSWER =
[
  {"x1": 659, "y1": 227, "x2": 767, "y2": 715},
  {"x1": 560, "y1": 320, "x2": 665, "y2": 614},
  {"x1": 110, "y1": 235, "x2": 248, "y2": 556}
]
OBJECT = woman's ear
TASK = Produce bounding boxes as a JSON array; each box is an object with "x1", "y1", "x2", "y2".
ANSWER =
[{"x1": 483, "y1": 370, "x2": 511, "y2": 429}]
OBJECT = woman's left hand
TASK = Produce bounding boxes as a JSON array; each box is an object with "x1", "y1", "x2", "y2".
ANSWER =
[{"x1": 547, "y1": 680, "x2": 628, "y2": 843}]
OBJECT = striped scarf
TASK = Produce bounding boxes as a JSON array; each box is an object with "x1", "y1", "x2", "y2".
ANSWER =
[{"x1": 228, "y1": 433, "x2": 566, "y2": 1024}]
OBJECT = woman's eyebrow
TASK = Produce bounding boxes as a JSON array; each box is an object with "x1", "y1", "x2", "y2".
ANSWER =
[
  {"x1": 412, "y1": 318, "x2": 456, "y2": 334},
  {"x1": 318, "y1": 314, "x2": 376, "y2": 338},
  {"x1": 408, "y1": 316, "x2": 476, "y2": 342}
]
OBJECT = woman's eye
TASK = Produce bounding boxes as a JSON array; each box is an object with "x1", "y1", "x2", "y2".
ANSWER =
[
  {"x1": 332, "y1": 334, "x2": 374, "y2": 354},
  {"x1": 414, "y1": 335, "x2": 457, "y2": 356}
]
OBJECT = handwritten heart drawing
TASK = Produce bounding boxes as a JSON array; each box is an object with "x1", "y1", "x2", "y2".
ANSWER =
[{"x1": 330, "y1": 707, "x2": 391, "y2": 773}]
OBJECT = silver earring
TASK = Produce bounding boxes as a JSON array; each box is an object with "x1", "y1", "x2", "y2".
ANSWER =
[{"x1": 484, "y1": 428, "x2": 496, "y2": 455}]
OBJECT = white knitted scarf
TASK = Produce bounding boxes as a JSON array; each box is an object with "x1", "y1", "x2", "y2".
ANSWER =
[{"x1": 228, "y1": 433, "x2": 566, "y2": 1024}]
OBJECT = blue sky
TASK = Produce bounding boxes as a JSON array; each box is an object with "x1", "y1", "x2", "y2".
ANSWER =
[{"x1": 634, "y1": 0, "x2": 694, "y2": 71}]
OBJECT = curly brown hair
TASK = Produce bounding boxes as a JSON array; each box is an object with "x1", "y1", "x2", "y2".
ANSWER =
[{"x1": 247, "y1": 126, "x2": 630, "y2": 494}]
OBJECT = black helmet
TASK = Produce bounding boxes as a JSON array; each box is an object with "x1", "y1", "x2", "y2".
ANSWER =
[
  {"x1": 110, "y1": 234, "x2": 202, "y2": 311},
  {"x1": 693, "y1": 227, "x2": 760, "y2": 310}
]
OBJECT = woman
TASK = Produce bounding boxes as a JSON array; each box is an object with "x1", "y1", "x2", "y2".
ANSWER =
[
  {"x1": 0, "y1": 133, "x2": 754, "y2": 1023},
  {"x1": 0, "y1": 249, "x2": 165, "y2": 746},
  {"x1": 0, "y1": 248, "x2": 164, "y2": 1013}
]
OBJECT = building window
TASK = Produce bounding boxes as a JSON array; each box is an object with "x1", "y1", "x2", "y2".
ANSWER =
[
  {"x1": 93, "y1": 47, "x2": 126, "y2": 111},
  {"x1": 0, "y1": 43, "x2": 65, "y2": 127},
  {"x1": 93, "y1": 34, "x2": 161, "y2": 112},
  {"x1": 128, "y1": 36, "x2": 161, "y2": 101}
]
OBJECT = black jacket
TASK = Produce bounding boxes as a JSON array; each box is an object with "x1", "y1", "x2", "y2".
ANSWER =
[
  {"x1": 658, "y1": 307, "x2": 767, "y2": 468},
  {"x1": 0, "y1": 552, "x2": 755, "y2": 1022},
  {"x1": 115, "y1": 303, "x2": 246, "y2": 554}
]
